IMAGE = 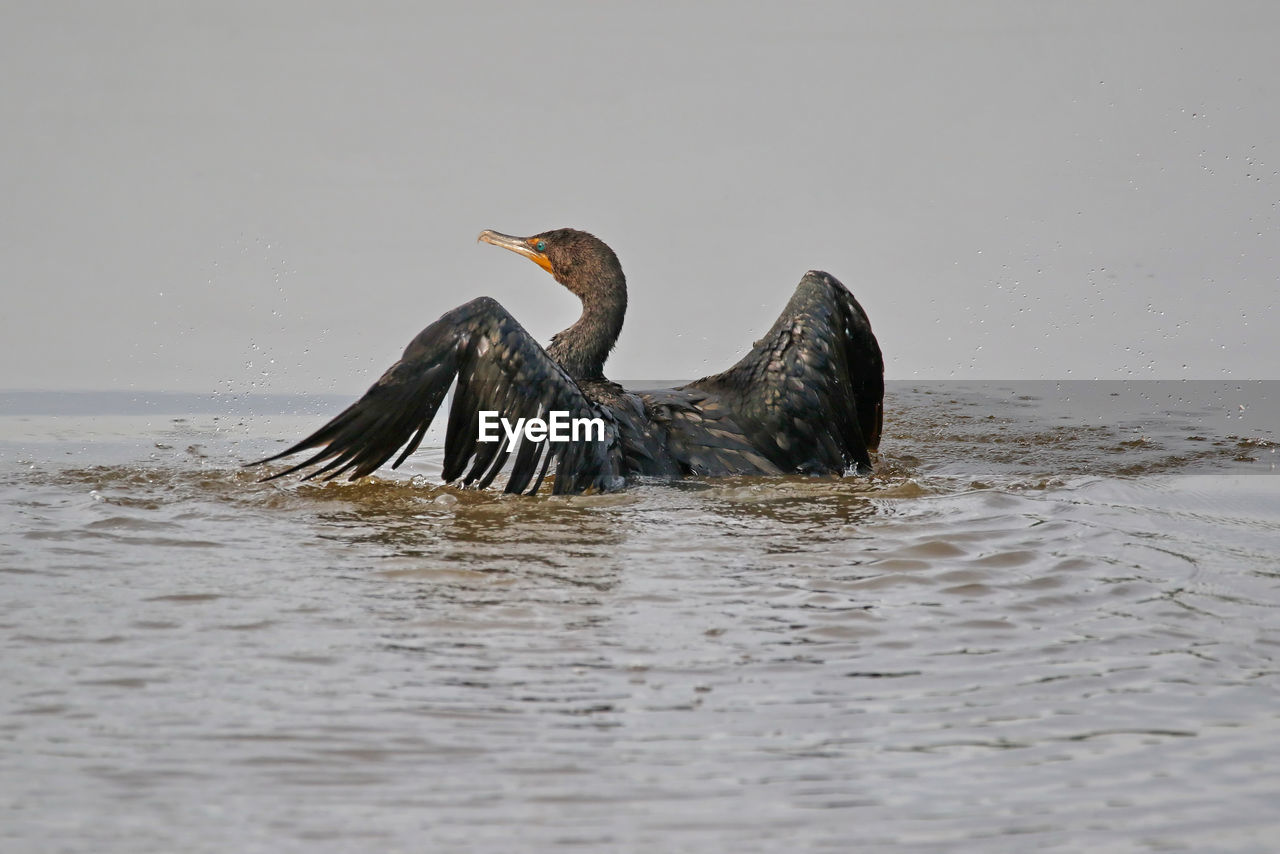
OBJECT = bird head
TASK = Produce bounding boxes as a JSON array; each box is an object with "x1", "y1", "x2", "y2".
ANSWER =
[{"x1": 478, "y1": 228, "x2": 624, "y2": 303}]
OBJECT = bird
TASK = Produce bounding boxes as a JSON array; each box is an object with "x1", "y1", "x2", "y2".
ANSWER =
[{"x1": 249, "y1": 228, "x2": 884, "y2": 495}]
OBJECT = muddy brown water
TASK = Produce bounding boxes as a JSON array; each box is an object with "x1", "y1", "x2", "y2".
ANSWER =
[{"x1": 2, "y1": 381, "x2": 1278, "y2": 852}]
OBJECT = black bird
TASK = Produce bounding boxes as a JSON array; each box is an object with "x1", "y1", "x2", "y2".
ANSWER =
[{"x1": 251, "y1": 228, "x2": 884, "y2": 495}]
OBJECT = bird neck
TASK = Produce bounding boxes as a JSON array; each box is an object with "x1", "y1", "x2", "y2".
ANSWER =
[{"x1": 548, "y1": 281, "x2": 626, "y2": 381}]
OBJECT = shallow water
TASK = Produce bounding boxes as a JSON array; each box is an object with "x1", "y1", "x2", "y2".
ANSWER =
[{"x1": 2, "y1": 381, "x2": 1278, "y2": 853}]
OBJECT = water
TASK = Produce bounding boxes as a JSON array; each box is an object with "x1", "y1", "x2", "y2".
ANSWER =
[{"x1": 2, "y1": 381, "x2": 1278, "y2": 853}]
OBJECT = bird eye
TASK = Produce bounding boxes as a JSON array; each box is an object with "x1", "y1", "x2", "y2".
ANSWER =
[{"x1": 535, "y1": 240, "x2": 546, "y2": 252}]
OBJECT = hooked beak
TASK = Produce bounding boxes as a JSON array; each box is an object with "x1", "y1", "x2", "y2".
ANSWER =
[{"x1": 477, "y1": 229, "x2": 553, "y2": 274}]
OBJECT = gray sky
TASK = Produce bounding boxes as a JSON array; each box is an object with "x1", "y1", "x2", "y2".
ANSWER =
[{"x1": 2, "y1": 1, "x2": 1276, "y2": 394}]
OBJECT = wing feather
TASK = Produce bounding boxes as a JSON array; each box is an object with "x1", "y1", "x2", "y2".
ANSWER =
[
  {"x1": 688, "y1": 271, "x2": 884, "y2": 474},
  {"x1": 249, "y1": 296, "x2": 623, "y2": 494}
]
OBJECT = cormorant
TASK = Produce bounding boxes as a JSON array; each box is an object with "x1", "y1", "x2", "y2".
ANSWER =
[{"x1": 251, "y1": 228, "x2": 884, "y2": 495}]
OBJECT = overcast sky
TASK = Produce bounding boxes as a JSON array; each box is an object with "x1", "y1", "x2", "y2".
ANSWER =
[{"x1": 2, "y1": 1, "x2": 1276, "y2": 394}]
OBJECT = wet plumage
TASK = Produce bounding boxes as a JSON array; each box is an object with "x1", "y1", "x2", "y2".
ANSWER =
[{"x1": 251, "y1": 228, "x2": 884, "y2": 495}]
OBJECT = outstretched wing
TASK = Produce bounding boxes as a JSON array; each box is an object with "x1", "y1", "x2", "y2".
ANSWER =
[
  {"x1": 687, "y1": 271, "x2": 883, "y2": 474},
  {"x1": 249, "y1": 296, "x2": 623, "y2": 495}
]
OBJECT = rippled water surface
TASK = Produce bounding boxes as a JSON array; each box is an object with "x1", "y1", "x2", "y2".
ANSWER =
[{"x1": 2, "y1": 381, "x2": 1278, "y2": 853}]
